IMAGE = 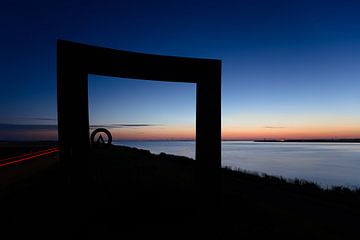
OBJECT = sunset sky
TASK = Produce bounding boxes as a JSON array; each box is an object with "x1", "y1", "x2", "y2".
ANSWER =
[{"x1": 1, "y1": 0, "x2": 360, "y2": 140}]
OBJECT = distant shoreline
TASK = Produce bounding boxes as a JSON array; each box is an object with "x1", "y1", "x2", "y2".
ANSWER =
[
  {"x1": 254, "y1": 139, "x2": 360, "y2": 143},
  {"x1": 114, "y1": 139, "x2": 360, "y2": 143},
  {"x1": 2, "y1": 139, "x2": 360, "y2": 143}
]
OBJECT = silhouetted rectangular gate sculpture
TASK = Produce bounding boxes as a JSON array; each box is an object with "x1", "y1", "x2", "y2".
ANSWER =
[{"x1": 57, "y1": 40, "x2": 221, "y2": 204}]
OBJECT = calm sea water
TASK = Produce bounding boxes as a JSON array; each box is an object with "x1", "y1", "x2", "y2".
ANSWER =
[{"x1": 113, "y1": 141, "x2": 360, "y2": 188}]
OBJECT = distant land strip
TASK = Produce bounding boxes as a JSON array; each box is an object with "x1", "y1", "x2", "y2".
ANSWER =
[{"x1": 254, "y1": 139, "x2": 360, "y2": 143}]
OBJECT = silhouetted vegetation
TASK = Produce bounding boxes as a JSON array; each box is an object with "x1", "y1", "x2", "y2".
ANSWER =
[{"x1": 1, "y1": 143, "x2": 360, "y2": 239}]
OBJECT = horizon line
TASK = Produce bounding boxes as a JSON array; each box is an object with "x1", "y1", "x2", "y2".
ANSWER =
[{"x1": 3, "y1": 137, "x2": 360, "y2": 142}]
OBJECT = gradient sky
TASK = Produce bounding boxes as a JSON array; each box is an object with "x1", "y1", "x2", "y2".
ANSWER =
[{"x1": 1, "y1": 0, "x2": 360, "y2": 140}]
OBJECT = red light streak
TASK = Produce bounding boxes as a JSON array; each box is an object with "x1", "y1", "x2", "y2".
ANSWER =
[
  {"x1": 0, "y1": 147, "x2": 59, "y2": 163},
  {"x1": 0, "y1": 147, "x2": 59, "y2": 167}
]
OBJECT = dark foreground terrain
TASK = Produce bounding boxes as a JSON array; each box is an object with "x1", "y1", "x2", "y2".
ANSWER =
[{"x1": 1, "y1": 143, "x2": 360, "y2": 239}]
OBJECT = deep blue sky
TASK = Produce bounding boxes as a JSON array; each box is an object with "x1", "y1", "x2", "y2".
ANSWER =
[{"x1": 1, "y1": 0, "x2": 360, "y2": 140}]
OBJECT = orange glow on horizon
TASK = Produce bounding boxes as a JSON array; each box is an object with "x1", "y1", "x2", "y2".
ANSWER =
[
  {"x1": 4, "y1": 123, "x2": 360, "y2": 141},
  {"x1": 107, "y1": 124, "x2": 360, "y2": 141},
  {"x1": 108, "y1": 125, "x2": 196, "y2": 140},
  {"x1": 221, "y1": 125, "x2": 360, "y2": 140}
]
